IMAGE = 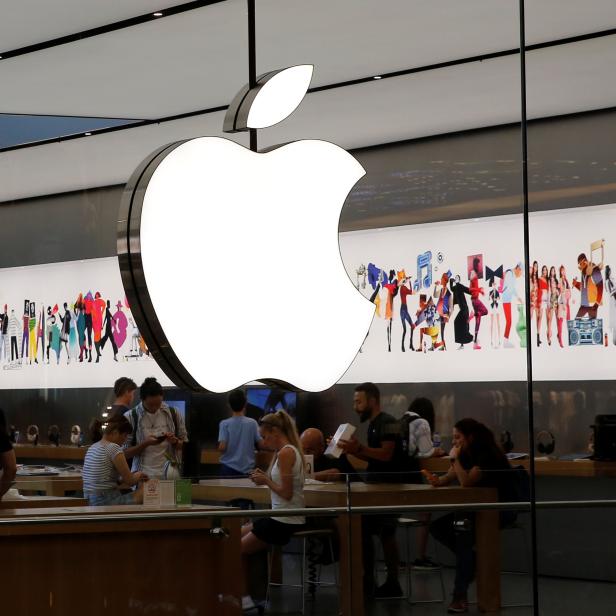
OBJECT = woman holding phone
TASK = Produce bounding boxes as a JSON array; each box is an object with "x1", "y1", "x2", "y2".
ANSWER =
[{"x1": 424, "y1": 419, "x2": 514, "y2": 613}]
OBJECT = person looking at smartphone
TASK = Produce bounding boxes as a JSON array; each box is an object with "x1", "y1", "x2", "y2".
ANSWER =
[
  {"x1": 123, "y1": 377, "x2": 188, "y2": 479},
  {"x1": 426, "y1": 418, "x2": 514, "y2": 614},
  {"x1": 240, "y1": 410, "x2": 305, "y2": 611},
  {"x1": 83, "y1": 415, "x2": 147, "y2": 506}
]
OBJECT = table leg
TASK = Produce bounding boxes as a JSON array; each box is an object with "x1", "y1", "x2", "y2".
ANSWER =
[
  {"x1": 336, "y1": 513, "x2": 364, "y2": 616},
  {"x1": 475, "y1": 510, "x2": 500, "y2": 612}
]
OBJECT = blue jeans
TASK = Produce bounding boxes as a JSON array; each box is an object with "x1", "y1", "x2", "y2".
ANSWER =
[{"x1": 86, "y1": 490, "x2": 135, "y2": 506}]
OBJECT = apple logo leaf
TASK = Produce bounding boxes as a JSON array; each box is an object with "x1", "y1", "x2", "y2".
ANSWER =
[{"x1": 223, "y1": 64, "x2": 313, "y2": 133}]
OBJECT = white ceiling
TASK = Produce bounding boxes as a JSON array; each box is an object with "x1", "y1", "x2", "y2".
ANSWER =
[
  {"x1": 1, "y1": 0, "x2": 615, "y2": 119},
  {"x1": 0, "y1": 0, "x2": 615, "y2": 202},
  {"x1": 0, "y1": 0, "x2": 192, "y2": 50}
]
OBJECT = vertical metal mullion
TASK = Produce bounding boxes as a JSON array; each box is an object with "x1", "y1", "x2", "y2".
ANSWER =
[
  {"x1": 519, "y1": 2, "x2": 540, "y2": 615},
  {"x1": 247, "y1": 0, "x2": 257, "y2": 152}
]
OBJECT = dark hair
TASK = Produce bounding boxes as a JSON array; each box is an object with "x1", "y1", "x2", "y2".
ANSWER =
[
  {"x1": 408, "y1": 397, "x2": 435, "y2": 433},
  {"x1": 228, "y1": 389, "x2": 246, "y2": 412},
  {"x1": 89, "y1": 414, "x2": 133, "y2": 443},
  {"x1": 354, "y1": 382, "x2": 380, "y2": 404},
  {"x1": 140, "y1": 377, "x2": 163, "y2": 400},
  {"x1": 114, "y1": 377, "x2": 137, "y2": 398},
  {"x1": 577, "y1": 253, "x2": 587, "y2": 263},
  {"x1": 454, "y1": 418, "x2": 508, "y2": 469}
]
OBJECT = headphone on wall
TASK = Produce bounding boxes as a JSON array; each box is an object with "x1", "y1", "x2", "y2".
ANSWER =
[
  {"x1": 536, "y1": 430, "x2": 556, "y2": 455},
  {"x1": 500, "y1": 430, "x2": 514, "y2": 454}
]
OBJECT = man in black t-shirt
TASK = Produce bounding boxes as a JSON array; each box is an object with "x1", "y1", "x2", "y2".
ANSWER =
[
  {"x1": 338, "y1": 382, "x2": 405, "y2": 598},
  {"x1": 300, "y1": 428, "x2": 358, "y2": 483}
]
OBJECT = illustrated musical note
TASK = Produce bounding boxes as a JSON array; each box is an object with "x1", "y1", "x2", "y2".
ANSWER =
[{"x1": 413, "y1": 251, "x2": 433, "y2": 291}]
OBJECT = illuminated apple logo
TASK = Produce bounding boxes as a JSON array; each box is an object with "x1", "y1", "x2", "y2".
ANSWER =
[{"x1": 118, "y1": 65, "x2": 374, "y2": 393}]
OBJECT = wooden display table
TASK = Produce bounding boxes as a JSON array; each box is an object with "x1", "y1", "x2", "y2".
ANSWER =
[
  {"x1": 0, "y1": 504, "x2": 241, "y2": 616},
  {"x1": 0, "y1": 495, "x2": 87, "y2": 509},
  {"x1": 14, "y1": 444, "x2": 87, "y2": 461},
  {"x1": 421, "y1": 456, "x2": 616, "y2": 478},
  {"x1": 194, "y1": 478, "x2": 500, "y2": 615},
  {"x1": 15, "y1": 471, "x2": 83, "y2": 496}
]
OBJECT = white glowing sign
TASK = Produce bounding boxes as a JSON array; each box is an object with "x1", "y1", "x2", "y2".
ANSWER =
[{"x1": 119, "y1": 65, "x2": 374, "y2": 392}]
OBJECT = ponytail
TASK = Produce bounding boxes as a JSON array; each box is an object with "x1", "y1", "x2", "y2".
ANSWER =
[{"x1": 260, "y1": 410, "x2": 305, "y2": 471}]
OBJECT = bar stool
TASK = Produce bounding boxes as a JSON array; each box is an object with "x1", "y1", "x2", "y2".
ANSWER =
[
  {"x1": 398, "y1": 517, "x2": 447, "y2": 604},
  {"x1": 266, "y1": 528, "x2": 338, "y2": 615},
  {"x1": 375, "y1": 517, "x2": 446, "y2": 603},
  {"x1": 500, "y1": 516, "x2": 533, "y2": 608}
]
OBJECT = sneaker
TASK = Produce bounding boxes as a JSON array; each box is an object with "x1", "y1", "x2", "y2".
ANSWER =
[
  {"x1": 412, "y1": 557, "x2": 441, "y2": 570},
  {"x1": 447, "y1": 596, "x2": 469, "y2": 613},
  {"x1": 241, "y1": 595, "x2": 256, "y2": 612},
  {"x1": 374, "y1": 578, "x2": 404, "y2": 598}
]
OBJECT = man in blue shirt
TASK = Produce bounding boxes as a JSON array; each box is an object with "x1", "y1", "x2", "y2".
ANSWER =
[{"x1": 218, "y1": 389, "x2": 264, "y2": 476}]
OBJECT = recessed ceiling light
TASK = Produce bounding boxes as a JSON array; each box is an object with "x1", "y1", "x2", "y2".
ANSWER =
[
  {"x1": 153, "y1": 12, "x2": 163, "y2": 17},
  {"x1": 373, "y1": 75, "x2": 382, "y2": 80},
  {"x1": 84, "y1": 132, "x2": 92, "y2": 136}
]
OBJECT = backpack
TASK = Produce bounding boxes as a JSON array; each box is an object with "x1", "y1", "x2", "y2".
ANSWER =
[
  {"x1": 399, "y1": 412, "x2": 422, "y2": 457},
  {"x1": 500, "y1": 464, "x2": 530, "y2": 503},
  {"x1": 130, "y1": 406, "x2": 179, "y2": 447}
]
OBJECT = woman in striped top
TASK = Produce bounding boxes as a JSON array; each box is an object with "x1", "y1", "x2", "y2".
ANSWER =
[{"x1": 83, "y1": 415, "x2": 147, "y2": 506}]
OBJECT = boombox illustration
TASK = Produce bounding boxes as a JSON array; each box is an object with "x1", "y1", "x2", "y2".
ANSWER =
[{"x1": 567, "y1": 318, "x2": 603, "y2": 346}]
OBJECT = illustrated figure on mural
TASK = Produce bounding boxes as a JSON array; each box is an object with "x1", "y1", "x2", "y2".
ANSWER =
[
  {"x1": 28, "y1": 302, "x2": 37, "y2": 365},
  {"x1": 84, "y1": 291, "x2": 94, "y2": 362},
  {"x1": 37, "y1": 303, "x2": 45, "y2": 364},
  {"x1": 536, "y1": 265, "x2": 549, "y2": 347},
  {"x1": 449, "y1": 275, "x2": 474, "y2": 349},
  {"x1": 605, "y1": 265, "x2": 616, "y2": 345},
  {"x1": 468, "y1": 267, "x2": 488, "y2": 350},
  {"x1": 112, "y1": 300, "x2": 129, "y2": 349},
  {"x1": 8, "y1": 309, "x2": 19, "y2": 364},
  {"x1": 59, "y1": 302, "x2": 72, "y2": 364},
  {"x1": 545, "y1": 266, "x2": 558, "y2": 346},
  {"x1": 0, "y1": 305, "x2": 7, "y2": 363},
  {"x1": 434, "y1": 271, "x2": 452, "y2": 351},
  {"x1": 486, "y1": 265, "x2": 503, "y2": 349},
  {"x1": 92, "y1": 291, "x2": 106, "y2": 363},
  {"x1": 75, "y1": 295, "x2": 87, "y2": 362},
  {"x1": 415, "y1": 295, "x2": 443, "y2": 351},
  {"x1": 399, "y1": 274, "x2": 415, "y2": 352},
  {"x1": 557, "y1": 265, "x2": 571, "y2": 348},
  {"x1": 100, "y1": 299, "x2": 119, "y2": 362},
  {"x1": 529, "y1": 260, "x2": 538, "y2": 332},
  {"x1": 383, "y1": 270, "x2": 399, "y2": 352},
  {"x1": 572, "y1": 240, "x2": 604, "y2": 320},
  {"x1": 20, "y1": 300, "x2": 29, "y2": 364}
]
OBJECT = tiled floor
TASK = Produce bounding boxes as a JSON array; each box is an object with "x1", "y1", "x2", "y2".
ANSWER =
[{"x1": 263, "y1": 554, "x2": 616, "y2": 615}]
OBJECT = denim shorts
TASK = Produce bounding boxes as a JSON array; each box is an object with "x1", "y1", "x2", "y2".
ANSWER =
[{"x1": 85, "y1": 489, "x2": 136, "y2": 506}]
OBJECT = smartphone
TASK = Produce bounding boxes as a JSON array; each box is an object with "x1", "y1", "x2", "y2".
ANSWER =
[{"x1": 155, "y1": 434, "x2": 167, "y2": 442}]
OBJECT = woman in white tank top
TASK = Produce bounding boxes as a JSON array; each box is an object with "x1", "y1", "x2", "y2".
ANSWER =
[{"x1": 240, "y1": 410, "x2": 306, "y2": 610}]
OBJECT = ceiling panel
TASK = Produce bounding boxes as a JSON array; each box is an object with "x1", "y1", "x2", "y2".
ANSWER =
[
  {"x1": 0, "y1": 0, "x2": 248, "y2": 119},
  {"x1": 0, "y1": 26, "x2": 615, "y2": 203},
  {"x1": 1, "y1": 0, "x2": 615, "y2": 121},
  {"x1": 0, "y1": 112, "x2": 248, "y2": 203},
  {"x1": 257, "y1": 0, "x2": 616, "y2": 87},
  {"x1": 0, "y1": 0, "x2": 193, "y2": 50}
]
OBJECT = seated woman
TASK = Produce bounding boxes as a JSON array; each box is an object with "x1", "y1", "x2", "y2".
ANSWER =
[
  {"x1": 240, "y1": 410, "x2": 306, "y2": 611},
  {"x1": 83, "y1": 415, "x2": 147, "y2": 506},
  {"x1": 426, "y1": 418, "x2": 514, "y2": 614}
]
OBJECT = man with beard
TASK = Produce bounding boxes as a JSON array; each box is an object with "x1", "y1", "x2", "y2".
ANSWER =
[{"x1": 339, "y1": 382, "x2": 406, "y2": 598}]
